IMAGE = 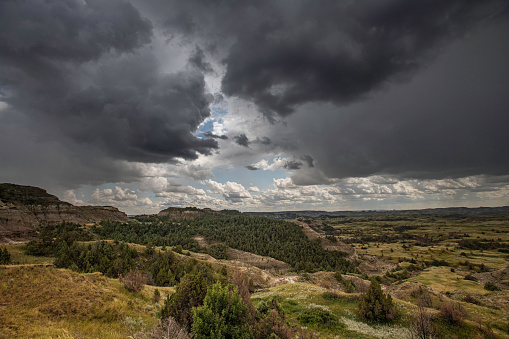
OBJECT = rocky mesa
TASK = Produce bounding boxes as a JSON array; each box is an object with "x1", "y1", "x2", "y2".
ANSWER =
[{"x1": 0, "y1": 183, "x2": 128, "y2": 242}]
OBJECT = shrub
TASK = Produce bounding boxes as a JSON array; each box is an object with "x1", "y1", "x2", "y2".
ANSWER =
[
  {"x1": 256, "y1": 297, "x2": 317, "y2": 339},
  {"x1": 439, "y1": 302, "x2": 467, "y2": 324},
  {"x1": 344, "y1": 279, "x2": 356, "y2": 293},
  {"x1": 192, "y1": 282, "x2": 253, "y2": 338},
  {"x1": 464, "y1": 274, "x2": 477, "y2": 281},
  {"x1": 359, "y1": 279, "x2": 395, "y2": 322},
  {"x1": 145, "y1": 243, "x2": 155, "y2": 256},
  {"x1": 297, "y1": 307, "x2": 340, "y2": 329},
  {"x1": 0, "y1": 247, "x2": 11, "y2": 264},
  {"x1": 160, "y1": 273, "x2": 209, "y2": 330},
  {"x1": 484, "y1": 282, "x2": 501, "y2": 291},
  {"x1": 321, "y1": 291, "x2": 341, "y2": 300},
  {"x1": 207, "y1": 244, "x2": 228, "y2": 260},
  {"x1": 463, "y1": 294, "x2": 480, "y2": 305},
  {"x1": 411, "y1": 286, "x2": 432, "y2": 308},
  {"x1": 119, "y1": 269, "x2": 147, "y2": 293},
  {"x1": 410, "y1": 302, "x2": 435, "y2": 339}
]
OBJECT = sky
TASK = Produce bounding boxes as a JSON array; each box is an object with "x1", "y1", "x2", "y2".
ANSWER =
[{"x1": 1, "y1": 0, "x2": 509, "y2": 215}]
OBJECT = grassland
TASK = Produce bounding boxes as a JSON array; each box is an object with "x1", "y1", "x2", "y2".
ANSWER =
[
  {"x1": 295, "y1": 213, "x2": 509, "y2": 337},
  {"x1": 0, "y1": 265, "x2": 174, "y2": 338},
  {"x1": 2, "y1": 211, "x2": 509, "y2": 338},
  {"x1": 323, "y1": 215, "x2": 509, "y2": 269}
]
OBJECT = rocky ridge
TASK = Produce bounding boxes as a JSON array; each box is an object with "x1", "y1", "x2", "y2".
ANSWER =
[{"x1": 0, "y1": 183, "x2": 128, "y2": 242}]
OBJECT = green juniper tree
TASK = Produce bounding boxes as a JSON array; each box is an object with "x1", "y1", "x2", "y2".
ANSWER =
[
  {"x1": 359, "y1": 279, "x2": 395, "y2": 322},
  {"x1": 192, "y1": 282, "x2": 253, "y2": 339}
]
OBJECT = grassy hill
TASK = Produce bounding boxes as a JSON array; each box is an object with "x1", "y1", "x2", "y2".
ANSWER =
[
  {"x1": 0, "y1": 265, "x2": 173, "y2": 338},
  {"x1": 1, "y1": 201, "x2": 509, "y2": 338}
]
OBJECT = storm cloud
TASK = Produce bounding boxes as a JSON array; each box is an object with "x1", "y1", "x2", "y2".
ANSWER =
[
  {"x1": 280, "y1": 17, "x2": 509, "y2": 181},
  {"x1": 1, "y1": 0, "x2": 508, "y2": 212},
  {"x1": 149, "y1": 0, "x2": 508, "y2": 116},
  {"x1": 233, "y1": 134, "x2": 250, "y2": 148},
  {"x1": 222, "y1": 1, "x2": 508, "y2": 117},
  {"x1": 204, "y1": 131, "x2": 228, "y2": 140},
  {"x1": 0, "y1": 0, "x2": 218, "y2": 171}
]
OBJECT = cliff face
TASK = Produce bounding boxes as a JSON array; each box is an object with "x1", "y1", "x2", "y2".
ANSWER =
[{"x1": 0, "y1": 183, "x2": 129, "y2": 242}]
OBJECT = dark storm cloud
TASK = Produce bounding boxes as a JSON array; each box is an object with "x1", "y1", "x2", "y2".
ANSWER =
[
  {"x1": 204, "y1": 131, "x2": 228, "y2": 140},
  {"x1": 148, "y1": 0, "x2": 507, "y2": 117},
  {"x1": 221, "y1": 1, "x2": 509, "y2": 116},
  {"x1": 140, "y1": 0, "x2": 507, "y2": 182},
  {"x1": 59, "y1": 60, "x2": 218, "y2": 162},
  {"x1": 300, "y1": 155, "x2": 314, "y2": 168},
  {"x1": 188, "y1": 46, "x2": 214, "y2": 74},
  {"x1": 253, "y1": 137, "x2": 272, "y2": 145},
  {"x1": 0, "y1": 0, "x2": 218, "y2": 169},
  {"x1": 2, "y1": 0, "x2": 509, "y2": 195},
  {"x1": 285, "y1": 18, "x2": 509, "y2": 181},
  {"x1": 233, "y1": 134, "x2": 250, "y2": 147},
  {"x1": 284, "y1": 161, "x2": 302, "y2": 170},
  {"x1": 0, "y1": 0, "x2": 152, "y2": 64}
]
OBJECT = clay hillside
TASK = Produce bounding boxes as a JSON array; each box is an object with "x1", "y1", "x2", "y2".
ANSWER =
[{"x1": 0, "y1": 183, "x2": 128, "y2": 242}]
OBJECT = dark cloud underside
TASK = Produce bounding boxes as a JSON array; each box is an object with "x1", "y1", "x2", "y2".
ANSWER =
[
  {"x1": 287, "y1": 18, "x2": 509, "y2": 180},
  {"x1": 0, "y1": 0, "x2": 218, "y2": 167},
  {"x1": 153, "y1": 0, "x2": 508, "y2": 117},
  {"x1": 1, "y1": 0, "x2": 508, "y2": 194},
  {"x1": 233, "y1": 134, "x2": 250, "y2": 147}
]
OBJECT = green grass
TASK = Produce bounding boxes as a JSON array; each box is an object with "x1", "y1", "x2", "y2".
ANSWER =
[
  {"x1": 408, "y1": 266, "x2": 488, "y2": 294},
  {"x1": 252, "y1": 283, "x2": 411, "y2": 338},
  {"x1": 4, "y1": 243, "x2": 54, "y2": 265}
]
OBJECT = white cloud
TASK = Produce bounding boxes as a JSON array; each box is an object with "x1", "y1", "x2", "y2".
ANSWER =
[
  {"x1": 90, "y1": 186, "x2": 152, "y2": 207},
  {"x1": 205, "y1": 179, "x2": 252, "y2": 202},
  {"x1": 62, "y1": 190, "x2": 86, "y2": 206}
]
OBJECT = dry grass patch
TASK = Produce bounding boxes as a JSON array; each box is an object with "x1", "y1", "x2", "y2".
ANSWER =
[{"x1": 0, "y1": 265, "x2": 172, "y2": 338}]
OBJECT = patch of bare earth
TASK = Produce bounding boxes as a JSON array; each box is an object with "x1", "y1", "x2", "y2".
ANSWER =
[
  {"x1": 192, "y1": 236, "x2": 222, "y2": 248},
  {"x1": 192, "y1": 236, "x2": 291, "y2": 274},
  {"x1": 186, "y1": 248, "x2": 295, "y2": 288},
  {"x1": 227, "y1": 248, "x2": 291, "y2": 274},
  {"x1": 358, "y1": 254, "x2": 398, "y2": 275},
  {"x1": 474, "y1": 266, "x2": 509, "y2": 290}
]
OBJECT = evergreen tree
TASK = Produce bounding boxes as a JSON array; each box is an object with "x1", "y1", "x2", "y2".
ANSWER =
[
  {"x1": 192, "y1": 282, "x2": 253, "y2": 339},
  {"x1": 359, "y1": 279, "x2": 395, "y2": 322},
  {"x1": 160, "y1": 272, "x2": 209, "y2": 330}
]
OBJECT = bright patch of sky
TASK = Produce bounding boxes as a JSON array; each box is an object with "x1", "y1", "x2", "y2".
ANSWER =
[
  {"x1": 211, "y1": 165, "x2": 286, "y2": 192},
  {"x1": 195, "y1": 106, "x2": 228, "y2": 138}
]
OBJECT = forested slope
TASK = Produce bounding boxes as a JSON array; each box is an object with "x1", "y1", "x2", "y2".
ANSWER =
[{"x1": 95, "y1": 213, "x2": 355, "y2": 273}]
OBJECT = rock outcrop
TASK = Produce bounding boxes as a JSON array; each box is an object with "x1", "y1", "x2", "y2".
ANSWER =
[{"x1": 0, "y1": 183, "x2": 128, "y2": 242}]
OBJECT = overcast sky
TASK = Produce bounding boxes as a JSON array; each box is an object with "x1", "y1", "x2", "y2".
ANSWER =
[{"x1": 1, "y1": 0, "x2": 509, "y2": 214}]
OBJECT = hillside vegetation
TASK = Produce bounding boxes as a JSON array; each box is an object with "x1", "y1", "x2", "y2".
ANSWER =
[
  {"x1": 1, "y1": 201, "x2": 509, "y2": 338},
  {"x1": 95, "y1": 213, "x2": 355, "y2": 273},
  {"x1": 0, "y1": 265, "x2": 173, "y2": 338}
]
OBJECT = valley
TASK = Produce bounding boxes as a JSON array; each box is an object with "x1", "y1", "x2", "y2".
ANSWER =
[{"x1": 1, "y1": 185, "x2": 508, "y2": 338}]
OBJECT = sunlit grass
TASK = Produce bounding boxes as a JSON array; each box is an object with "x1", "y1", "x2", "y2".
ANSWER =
[
  {"x1": 4, "y1": 243, "x2": 54, "y2": 265},
  {"x1": 0, "y1": 265, "x2": 173, "y2": 338}
]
